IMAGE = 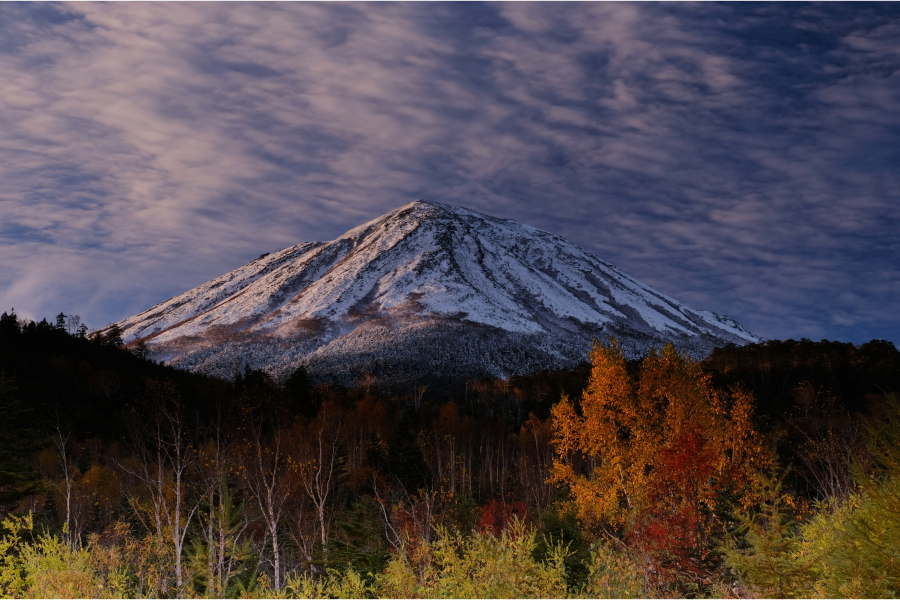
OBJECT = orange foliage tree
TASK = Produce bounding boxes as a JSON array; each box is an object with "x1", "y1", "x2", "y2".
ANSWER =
[{"x1": 551, "y1": 339, "x2": 769, "y2": 586}]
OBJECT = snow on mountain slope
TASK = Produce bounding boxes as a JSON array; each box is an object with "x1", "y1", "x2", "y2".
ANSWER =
[{"x1": 114, "y1": 201, "x2": 757, "y2": 384}]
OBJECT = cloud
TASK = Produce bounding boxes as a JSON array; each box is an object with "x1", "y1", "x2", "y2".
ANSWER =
[{"x1": 0, "y1": 2, "x2": 897, "y2": 344}]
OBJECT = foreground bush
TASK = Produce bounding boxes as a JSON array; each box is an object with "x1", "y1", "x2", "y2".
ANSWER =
[
  {"x1": 278, "y1": 519, "x2": 647, "y2": 599},
  {"x1": 728, "y1": 393, "x2": 900, "y2": 598},
  {"x1": 0, "y1": 514, "x2": 120, "y2": 599},
  {"x1": 11, "y1": 489, "x2": 900, "y2": 600},
  {"x1": 1, "y1": 516, "x2": 647, "y2": 599}
]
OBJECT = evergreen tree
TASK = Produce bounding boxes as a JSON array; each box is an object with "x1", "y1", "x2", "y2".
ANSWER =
[
  {"x1": 285, "y1": 366, "x2": 315, "y2": 418},
  {"x1": 725, "y1": 474, "x2": 819, "y2": 598},
  {"x1": 55, "y1": 312, "x2": 67, "y2": 330},
  {"x1": 387, "y1": 410, "x2": 430, "y2": 493},
  {"x1": 0, "y1": 374, "x2": 47, "y2": 515},
  {"x1": 0, "y1": 310, "x2": 20, "y2": 339},
  {"x1": 324, "y1": 499, "x2": 390, "y2": 577},
  {"x1": 105, "y1": 323, "x2": 124, "y2": 347},
  {"x1": 134, "y1": 339, "x2": 149, "y2": 360}
]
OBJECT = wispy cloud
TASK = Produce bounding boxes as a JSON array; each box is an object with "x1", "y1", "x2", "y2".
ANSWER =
[{"x1": 0, "y1": 2, "x2": 897, "y2": 343}]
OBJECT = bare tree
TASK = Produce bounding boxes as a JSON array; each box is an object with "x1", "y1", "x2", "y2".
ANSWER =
[
  {"x1": 285, "y1": 479, "x2": 318, "y2": 572},
  {"x1": 40, "y1": 424, "x2": 118, "y2": 550},
  {"x1": 65, "y1": 314, "x2": 81, "y2": 336},
  {"x1": 357, "y1": 373, "x2": 377, "y2": 396},
  {"x1": 373, "y1": 475, "x2": 439, "y2": 583},
  {"x1": 413, "y1": 385, "x2": 427, "y2": 413},
  {"x1": 196, "y1": 396, "x2": 249, "y2": 597},
  {"x1": 297, "y1": 401, "x2": 342, "y2": 547},
  {"x1": 516, "y1": 414, "x2": 556, "y2": 510},
  {"x1": 373, "y1": 476, "x2": 437, "y2": 551},
  {"x1": 421, "y1": 403, "x2": 475, "y2": 498},
  {"x1": 91, "y1": 369, "x2": 123, "y2": 401},
  {"x1": 340, "y1": 397, "x2": 393, "y2": 491},
  {"x1": 789, "y1": 382, "x2": 870, "y2": 502},
  {"x1": 43, "y1": 423, "x2": 76, "y2": 548},
  {"x1": 479, "y1": 418, "x2": 515, "y2": 500},
  {"x1": 236, "y1": 423, "x2": 297, "y2": 591},
  {"x1": 119, "y1": 382, "x2": 200, "y2": 597},
  {"x1": 793, "y1": 416, "x2": 868, "y2": 502}
]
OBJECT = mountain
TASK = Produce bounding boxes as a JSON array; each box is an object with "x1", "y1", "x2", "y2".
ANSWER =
[{"x1": 113, "y1": 201, "x2": 757, "y2": 386}]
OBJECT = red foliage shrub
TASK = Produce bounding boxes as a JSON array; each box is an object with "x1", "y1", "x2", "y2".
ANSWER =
[
  {"x1": 478, "y1": 499, "x2": 528, "y2": 536},
  {"x1": 630, "y1": 428, "x2": 719, "y2": 582}
]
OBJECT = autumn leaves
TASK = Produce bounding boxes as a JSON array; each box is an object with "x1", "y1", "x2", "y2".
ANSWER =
[{"x1": 551, "y1": 339, "x2": 769, "y2": 588}]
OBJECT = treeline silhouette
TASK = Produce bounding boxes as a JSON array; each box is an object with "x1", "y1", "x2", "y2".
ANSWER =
[{"x1": 0, "y1": 308, "x2": 898, "y2": 598}]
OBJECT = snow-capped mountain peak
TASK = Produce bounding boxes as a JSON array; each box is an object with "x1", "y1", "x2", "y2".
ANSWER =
[{"x1": 114, "y1": 200, "x2": 756, "y2": 384}]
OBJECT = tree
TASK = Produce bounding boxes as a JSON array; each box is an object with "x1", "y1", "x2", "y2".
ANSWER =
[
  {"x1": 39, "y1": 425, "x2": 77, "y2": 548},
  {"x1": 0, "y1": 375, "x2": 46, "y2": 516},
  {"x1": 516, "y1": 413, "x2": 556, "y2": 510},
  {"x1": 725, "y1": 474, "x2": 821, "y2": 598},
  {"x1": 420, "y1": 402, "x2": 475, "y2": 499},
  {"x1": 297, "y1": 402, "x2": 343, "y2": 548},
  {"x1": 235, "y1": 423, "x2": 297, "y2": 590},
  {"x1": 551, "y1": 340, "x2": 768, "y2": 590},
  {"x1": 120, "y1": 381, "x2": 199, "y2": 596},
  {"x1": 65, "y1": 314, "x2": 81, "y2": 336},
  {"x1": 105, "y1": 324, "x2": 124, "y2": 347},
  {"x1": 788, "y1": 392, "x2": 900, "y2": 597},
  {"x1": 280, "y1": 400, "x2": 347, "y2": 574},
  {"x1": 194, "y1": 391, "x2": 252, "y2": 598},
  {"x1": 386, "y1": 410, "x2": 430, "y2": 494},
  {"x1": 134, "y1": 340, "x2": 149, "y2": 361},
  {"x1": 284, "y1": 366, "x2": 315, "y2": 418},
  {"x1": 341, "y1": 396, "x2": 393, "y2": 492},
  {"x1": 550, "y1": 339, "x2": 637, "y2": 529},
  {"x1": 233, "y1": 367, "x2": 302, "y2": 590},
  {"x1": 478, "y1": 499, "x2": 528, "y2": 537},
  {"x1": 0, "y1": 310, "x2": 20, "y2": 339}
]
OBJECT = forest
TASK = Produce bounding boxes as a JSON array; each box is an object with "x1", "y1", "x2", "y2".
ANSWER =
[{"x1": 1, "y1": 308, "x2": 899, "y2": 598}]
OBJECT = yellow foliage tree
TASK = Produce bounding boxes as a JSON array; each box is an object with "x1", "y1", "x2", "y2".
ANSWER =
[{"x1": 551, "y1": 339, "x2": 769, "y2": 544}]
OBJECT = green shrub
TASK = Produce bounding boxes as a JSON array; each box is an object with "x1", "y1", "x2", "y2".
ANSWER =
[
  {"x1": 729, "y1": 394, "x2": 900, "y2": 599},
  {"x1": 375, "y1": 519, "x2": 569, "y2": 599}
]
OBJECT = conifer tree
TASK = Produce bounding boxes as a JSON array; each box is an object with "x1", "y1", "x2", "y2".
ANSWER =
[
  {"x1": 0, "y1": 310, "x2": 20, "y2": 338},
  {"x1": 0, "y1": 375, "x2": 46, "y2": 515},
  {"x1": 725, "y1": 474, "x2": 819, "y2": 598},
  {"x1": 387, "y1": 410, "x2": 430, "y2": 493},
  {"x1": 105, "y1": 323, "x2": 124, "y2": 347},
  {"x1": 285, "y1": 366, "x2": 315, "y2": 418},
  {"x1": 134, "y1": 339, "x2": 149, "y2": 360}
]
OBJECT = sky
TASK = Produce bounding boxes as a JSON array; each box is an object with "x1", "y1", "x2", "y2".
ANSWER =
[{"x1": 0, "y1": 2, "x2": 898, "y2": 345}]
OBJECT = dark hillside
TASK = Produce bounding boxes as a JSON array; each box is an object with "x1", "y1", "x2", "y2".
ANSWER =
[
  {"x1": 0, "y1": 310, "x2": 220, "y2": 440},
  {"x1": 703, "y1": 338, "x2": 900, "y2": 420}
]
